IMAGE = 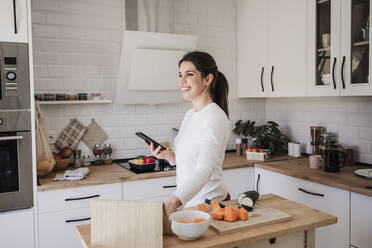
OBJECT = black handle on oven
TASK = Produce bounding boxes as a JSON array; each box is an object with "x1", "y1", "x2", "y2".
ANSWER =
[
  {"x1": 163, "y1": 185, "x2": 177, "y2": 188},
  {"x1": 341, "y1": 56, "x2": 346, "y2": 89},
  {"x1": 13, "y1": 0, "x2": 18, "y2": 34},
  {"x1": 332, "y1": 57, "x2": 337, "y2": 89},
  {"x1": 298, "y1": 188, "x2": 324, "y2": 197},
  {"x1": 270, "y1": 66, "x2": 274, "y2": 92},
  {"x1": 65, "y1": 194, "x2": 100, "y2": 201},
  {"x1": 260, "y1": 66, "x2": 265, "y2": 92},
  {"x1": 65, "y1": 217, "x2": 91, "y2": 223}
]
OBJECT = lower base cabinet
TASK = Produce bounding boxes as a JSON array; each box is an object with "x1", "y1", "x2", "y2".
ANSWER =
[
  {"x1": 255, "y1": 168, "x2": 349, "y2": 248},
  {"x1": 0, "y1": 208, "x2": 34, "y2": 248},
  {"x1": 37, "y1": 183, "x2": 122, "y2": 248},
  {"x1": 351, "y1": 192, "x2": 372, "y2": 248},
  {"x1": 223, "y1": 167, "x2": 255, "y2": 199},
  {"x1": 39, "y1": 208, "x2": 90, "y2": 248}
]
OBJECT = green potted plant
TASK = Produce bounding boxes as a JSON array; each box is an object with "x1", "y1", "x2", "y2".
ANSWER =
[
  {"x1": 251, "y1": 121, "x2": 290, "y2": 154},
  {"x1": 233, "y1": 120, "x2": 256, "y2": 146}
]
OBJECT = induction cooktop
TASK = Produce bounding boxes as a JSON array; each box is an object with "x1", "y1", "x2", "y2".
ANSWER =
[{"x1": 114, "y1": 158, "x2": 176, "y2": 174}]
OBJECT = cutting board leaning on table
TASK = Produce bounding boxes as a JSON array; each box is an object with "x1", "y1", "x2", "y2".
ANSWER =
[{"x1": 88, "y1": 197, "x2": 291, "y2": 247}]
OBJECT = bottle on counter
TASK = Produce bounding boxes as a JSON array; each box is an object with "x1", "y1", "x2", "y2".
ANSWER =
[
  {"x1": 241, "y1": 138, "x2": 248, "y2": 156},
  {"x1": 236, "y1": 138, "x2": 242, "y2": 156}
]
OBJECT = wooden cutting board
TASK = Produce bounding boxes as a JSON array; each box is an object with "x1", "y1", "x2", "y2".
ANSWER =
[
  {"x1": 208, "y1": 200, "x2": 291, "y2": 235},
  {"x1": 91, "y1": 199, "x2": 163, "y2": 248}
]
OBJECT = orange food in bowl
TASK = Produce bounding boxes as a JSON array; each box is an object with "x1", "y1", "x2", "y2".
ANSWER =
[{"x1": 178, "y1": 217, "x2": 205, "y2": 223}]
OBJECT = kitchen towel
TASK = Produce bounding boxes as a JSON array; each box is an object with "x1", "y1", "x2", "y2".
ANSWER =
[
  {"x1": 82, "y1": 119, "x2": 108, "y2": 150},
  {"x1": 54, "y1": 167, "x2": 90, "y2": 181},
  {"x1": 55, "y1": 118, "x2": 87, "y2": 150}
]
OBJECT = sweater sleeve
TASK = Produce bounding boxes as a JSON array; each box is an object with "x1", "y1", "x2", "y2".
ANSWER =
[{"x1": 173, "y1": 119, "x2": 227, "y2": 205}]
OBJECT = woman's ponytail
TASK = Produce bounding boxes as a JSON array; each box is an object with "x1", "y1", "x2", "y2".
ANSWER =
[
  {"x1": 210, "y1": 71, "x2": 229, "y2": 118},
  {"x1": 179, "y1": 51, "x2": 229, "y2": 118}
]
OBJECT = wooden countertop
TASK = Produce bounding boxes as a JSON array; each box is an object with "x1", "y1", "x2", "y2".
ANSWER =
[
  {"x1": 38, "y1": 152, "x2": 293, "y2": 192},
  {"x1": 255, "y1": 158, "x2": 372, "y2": 197},
  {"x1": 76, "y1": 194, "x2": 337, "y2": 248}
]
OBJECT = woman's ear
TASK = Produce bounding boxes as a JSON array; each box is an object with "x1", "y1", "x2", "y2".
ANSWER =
[{"x1": 206, "y1": 73, "x2": 214, "y2": 87}]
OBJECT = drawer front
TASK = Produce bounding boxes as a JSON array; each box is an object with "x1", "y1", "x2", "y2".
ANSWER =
[
  {"x1": 38, "y1": 183, "x2": 122, "y2": 213},
  {"x1": 0, "y1": 209, "x2": 34, "y2": 248},
  {"x1": 39, "y1": 208, "x2": 90, "y2": 248},
  {"x1": 351, "y1": 192, "x2": 372, "y2": 248},
  {"x1": 295, "y1": 178, "x2": 350, "y2": 248},
  {"x1": 123, "y1": 176, "x2": 177, "y2": 200}
]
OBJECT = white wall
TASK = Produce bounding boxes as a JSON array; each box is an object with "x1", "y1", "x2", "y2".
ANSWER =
[
  {"x1": 32, "y1": 0, "x2": 265, "y2": 158},
  {"x1": 265, "y1": 97, "x2": 372, "y2": 163}
]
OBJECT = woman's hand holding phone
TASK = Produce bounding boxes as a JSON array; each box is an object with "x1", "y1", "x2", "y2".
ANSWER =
[{"x1": 143, "y1": 141, "x2": 176, "y2": 164}]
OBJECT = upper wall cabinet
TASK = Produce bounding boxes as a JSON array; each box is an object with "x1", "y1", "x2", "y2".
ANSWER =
[
  {"x1": 237, "y1": 0, "x2": 308, "y2": 98},
  {"x1": 0, "y1": 0, "x2": 28, "y2": 43},
  {"x1": 308, "y1": 0, "x2": 372, "y2": 96}
]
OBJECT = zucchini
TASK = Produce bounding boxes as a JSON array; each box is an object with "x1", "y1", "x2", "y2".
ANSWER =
[{"x1": 237, "y1": 190, "x2": 259, "y2": 211}]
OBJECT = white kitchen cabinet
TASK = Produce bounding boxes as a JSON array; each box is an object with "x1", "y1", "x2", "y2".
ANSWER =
[
  {"x1": 0, "y1": 0, "x2": 28, "y2": 43},
  {"x1": 38, "y1": 183, "x2": 122, "y2": 213},
  {"x1": 255, "y1": 168, "x2": 349, "y2": 248},
  {"x1": 308, "y1": 0, "x2": 372, "y2": 96},
  {"x1": 223, "y1": 167, "x2": 255, "y2": 199},
  {"x1": 351, "y1": 192, "x2": 372, "y2": 248},
  {"x1": 123, "y1": 176, "x2": 177, "y2": 201},
  {"x1": 39, "y1": 208, "x2": 90, "y2": 248},
  {"x1": 0, "y1": 208, "x2": 34, "y2": 248},
  {"x1": 237, "y1": 0, "x2": 307, "y2": 98},
  {"x1": 38, "y1": 183, "x2": 122, "y2": 248}
]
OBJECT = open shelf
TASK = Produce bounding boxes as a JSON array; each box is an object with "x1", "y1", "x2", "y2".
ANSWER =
[
  {"x1": 317, "y1": 0, "x2": 330, "y2": 5},
  {"x1": 353, "y1": 40, "x2": 369, "y2": 47},
  {"x1": 38, "y1": 99, "x2": 112, "y2": 105},
  {"x1": 318, "y1": 47, "x2": 330, "y2": 52}
]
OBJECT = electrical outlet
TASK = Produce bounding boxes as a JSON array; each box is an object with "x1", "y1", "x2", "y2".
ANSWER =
[{"x1": 47, "y1": 134, "x2": 56, "y2": 144}]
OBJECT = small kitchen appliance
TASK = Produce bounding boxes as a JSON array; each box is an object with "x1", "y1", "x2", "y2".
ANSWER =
[
  {"x1": 323, "y1": 149, "x2": 346, "y2": 172},
  {"x1": 0, "y1": 42, "x2": 30, "y2": 110}
]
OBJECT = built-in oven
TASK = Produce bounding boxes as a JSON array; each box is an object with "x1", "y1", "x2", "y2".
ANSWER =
[
  {"x1": 0, "y1": 110, "x2": 33, "y2": 212},
  {"x1": 0, "y1": 42, "x2": 30, "y2": 110}
]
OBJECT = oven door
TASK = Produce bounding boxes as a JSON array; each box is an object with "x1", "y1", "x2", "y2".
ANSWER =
[{"x1": 0, "y1": 131, "x2": 33, "y2": 212}]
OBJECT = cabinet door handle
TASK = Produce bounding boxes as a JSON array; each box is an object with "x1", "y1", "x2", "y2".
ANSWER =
[
  {"x1": 260, "y1": 67, "x2": 265, "y2": 92},
  {"x1": 298, "y1": 188, "x2": 324, "y2": 197},
  {"x1": 162, "y1": 185, "x2": 176, "y2": 188},
  {"x1": 332, "y1": 57, "x2": 337, "y2": 89},
  {"x1": 341, "y1": 56, "x2": 346, "y2": 89},
  {"x1": 65, "y1": 194, "x2": 100, "y2": 201},
  {"x1": 270, "y1": 66, "x2": 274, "y2": 92},
  {"x1": 13, "y1": 0, "x2": 17, "y2": 34},
  {"x1": 65, "y1": 217, "x2": 91, "y2": 223}
]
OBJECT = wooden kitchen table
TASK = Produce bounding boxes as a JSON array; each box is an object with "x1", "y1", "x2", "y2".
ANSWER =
[{"x1": 76, "y1": 194, "x2": 336, "y2": 248}]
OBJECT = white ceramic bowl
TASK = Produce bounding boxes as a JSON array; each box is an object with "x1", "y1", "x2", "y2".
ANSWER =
[{"x1": 169, "y1": 210, "x2": 210, "y2": 240}]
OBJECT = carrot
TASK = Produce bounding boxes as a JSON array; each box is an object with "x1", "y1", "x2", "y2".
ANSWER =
[
  {"x1": 247, "y1": 148, "x2": 253, "y2": 152},
  {"x1": 178, "y1": 219, "x2": 192, "y2": 223},
  {"x1": 210, "y1": 201, "x2": 221, "y2": 211},
  {"x1": 238, "y1": 207, "x2": 249, "y2": 221},
  {"x1": 197, "y1": 203, "x2": 207, "y2": 212},
  {"x1": 258, "y1": 149, "x2": 264, "y2": 153},
  {"x1": 224, "y1": 206, "x2": 238, "y2": 222},
  {"x1": 210, "y1": 209, "x2": 224, "y2": 220},
  {"x1": 193, "y1": 217, "x2": 205, "y2": 223},
  {"x1": 252, "y1": 148, "x2": 257, "y2": 152}
]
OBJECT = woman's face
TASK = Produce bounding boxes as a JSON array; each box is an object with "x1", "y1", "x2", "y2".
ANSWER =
[{"x1": 178, "y1": 61, "x2": 211, "y2": 101}]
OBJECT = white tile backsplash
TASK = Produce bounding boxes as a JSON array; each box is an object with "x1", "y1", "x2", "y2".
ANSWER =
[{"x1": 32, "y1": 0, "x2": 372, "y2": 164}]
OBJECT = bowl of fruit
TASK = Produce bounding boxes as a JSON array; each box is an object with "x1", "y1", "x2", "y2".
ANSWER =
[{"x1": 128, "y1": 155, "x2": 157, "y2": 172}]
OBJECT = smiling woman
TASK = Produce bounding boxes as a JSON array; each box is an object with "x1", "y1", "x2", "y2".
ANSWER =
[{"x1": 146, "y1": 51, "x2": 231, "y2": 216}]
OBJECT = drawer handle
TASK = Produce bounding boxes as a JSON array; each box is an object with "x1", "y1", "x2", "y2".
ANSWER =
[
  {"x1": 65, "y1": 217, "x2": 91, "y2": 223},
  {"x1": 298, "y1": 188, "x2": 324, "y2": 197},
  {"x1": 65, "y1": 194, "x2": 100, "y2": 201},
  {"x1": 162, "y1": 185, "x2": 176, "y2": 188}
]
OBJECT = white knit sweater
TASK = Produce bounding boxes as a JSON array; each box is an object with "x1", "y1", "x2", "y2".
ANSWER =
[{"x1": 173, "y1": 103, "x2": 229, "y2": 207}]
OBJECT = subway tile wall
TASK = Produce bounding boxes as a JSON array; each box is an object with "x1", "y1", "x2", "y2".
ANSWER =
[
  {"x1": 265, "y1": 97, "x2": 372, "y2": 163},
  {"x1": 32, "y1": 0, "x2": 265, "y2": 158}
]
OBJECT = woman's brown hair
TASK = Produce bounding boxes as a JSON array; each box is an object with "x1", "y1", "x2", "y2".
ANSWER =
[{"x1": 179, "y1": 51, "x2": 229, "y2": 118}]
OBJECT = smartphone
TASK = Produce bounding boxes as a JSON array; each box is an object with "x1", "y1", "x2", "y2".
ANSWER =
[{"x1": 135, "y1": 132, "x2": 167, "y2": 151}]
